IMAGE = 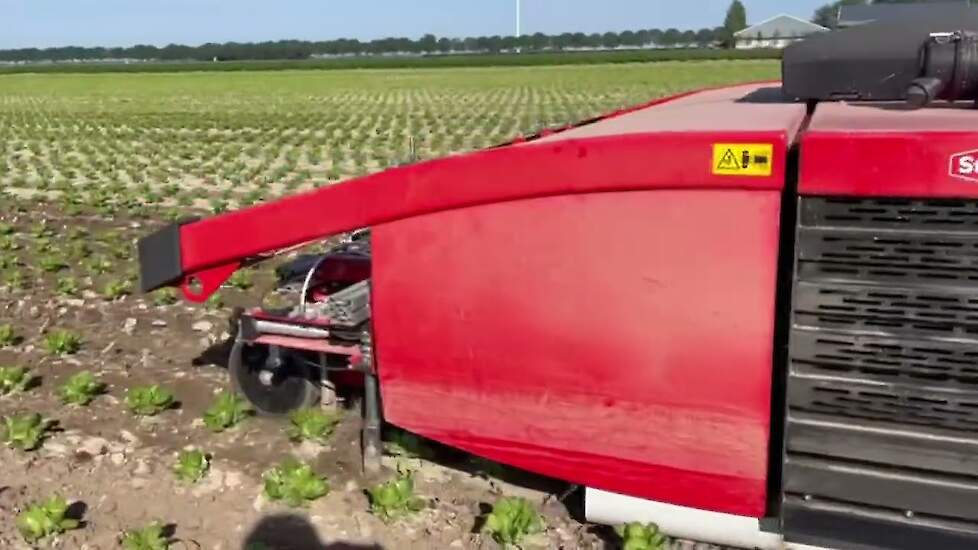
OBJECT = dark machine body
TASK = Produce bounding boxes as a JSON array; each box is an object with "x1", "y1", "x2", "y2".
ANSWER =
[{"x1": 138, "y1": 13, "x2": 978, "y2": 550}]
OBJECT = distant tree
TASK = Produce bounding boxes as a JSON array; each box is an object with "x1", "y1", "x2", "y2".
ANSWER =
[
  {"x1": 619, "y1": 30, "x2": 638, "y2": 47},
  {"x1": 695, "y1": 28, "x2": 716, "y2": 46},
  {"x1": 661, "y1": 28, "x2": 682, "y2": 46},
  {"x1": 601, "y1": 31, "x2": 621, "y2": 48},
  {"x1": 529, "y1": 32, "x2": 550, "y2": 51},
  {"x1": 418, "y1": 34, "x2": 437, "y2": 53},
  {"x1": 721, "y1": 0, "x2": 748, "y2": 48}
]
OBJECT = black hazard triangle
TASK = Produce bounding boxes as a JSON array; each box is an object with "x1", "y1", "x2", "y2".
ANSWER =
[{"x1": 716, "y1": 148, "x2": 740, "y2": 171}]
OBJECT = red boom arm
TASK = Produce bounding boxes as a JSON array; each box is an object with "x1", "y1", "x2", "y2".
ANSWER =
[{"x1": 137, "y1": 84, "x2": 781, "y2": 302}]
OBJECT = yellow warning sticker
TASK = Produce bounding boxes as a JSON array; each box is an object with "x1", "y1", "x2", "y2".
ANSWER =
[{"x1": 712, "y1": 143, "x2": 774, "y2": 177}]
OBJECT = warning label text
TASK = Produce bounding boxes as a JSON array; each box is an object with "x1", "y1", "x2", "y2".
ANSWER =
[{"x1": 712, "y1": 143, "x2": 774, "y2": 177}]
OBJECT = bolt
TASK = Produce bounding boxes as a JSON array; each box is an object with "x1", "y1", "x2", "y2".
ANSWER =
[{"x1": 258, "y1": 370, "x2": 275, "y2": 386}]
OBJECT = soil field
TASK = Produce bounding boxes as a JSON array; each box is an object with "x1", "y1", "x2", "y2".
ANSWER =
[{"x1": 0, "y1": 61, "x2": 775, "y2": 549}]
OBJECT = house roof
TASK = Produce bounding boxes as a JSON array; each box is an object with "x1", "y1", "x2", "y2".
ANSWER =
[
  {"x1": 838, "y1": 2, "x2": 972, "y2": 27},
  {"x1": 734, "y1": 14, "x2": 829, "y2": 37}
]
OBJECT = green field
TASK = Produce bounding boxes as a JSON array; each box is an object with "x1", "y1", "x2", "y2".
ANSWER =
[
  {"x1": 0, "y1": 60, "x2": 778, "y2": 218},
  {"x1": 0, "y1": 48, "x2": 782, "y2": 75}
]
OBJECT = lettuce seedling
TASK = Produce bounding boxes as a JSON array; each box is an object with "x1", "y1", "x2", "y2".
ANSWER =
[
  {"x1": 205, "y1": 292, "x2": 224, "y2": 310},
  {"x1": 125, "y1": 385, "x2": 176, "y2": 416},
  {"x1": 286, "y1": 408, "x2": 341, "y2": 443},
  {"x1": 227, "y1": 270, "x2": 252, "y2": 290},
  {"x1": 0, "y1": 323, "x2": 19, "y2": 347},
  {"x1": 367, "y1": 472, "x2": 426, "y2": 521},
  {"x1": 121, "y1": 522, "x2": 170, "y2": 550},
  {"x1": 0, "y1": 366, "x2": 32, "y2": 395},
  {"x1": 482, "y1": 497, "x2": 544, "y2": 546},
  {"x1": 56, "y1": 276, "x2": 80, "y2": 296},
  {"x1": 0, "y1": 235, "x2": 19, "y2": 251},
  {"x1": 102, "y1": 278, "x2": 132, "y2": 300},
  {"x1": 59, "y1": 371, "x2": 105, "y2": 406},
  {"x1": 6, "y1": 269, "x2": 28, "y2": 290},
  {"x1": 615, "y1": 522, "x2": 669, "y2": 550},
  {"x1": 85, "y1": 256, "x2": 114, "y2": 275},
  {"x1": 202, "y1": 391, "x2": 252, "y2": 432},
  {"x1": 152, "y1": 288, "x2": 179, "y2": 306},
  {"x1": 38, "y1": 254, "x2": 66, "y2": 273},
  {"x1": 262, "y1": 457, "x2": 329, "y2": 507},
  {"x1": 44, "y1": 329, "x2": 82, "y2": 355},
  {"x1": 16, "y1": 495, "x2": 80, "y2": 543},
  {"x1": 173, "y1": 449, "x2": 209, "y2": 484},
  {"x1": 2, "y1": 413, "x2": 52, "y2": 450}
]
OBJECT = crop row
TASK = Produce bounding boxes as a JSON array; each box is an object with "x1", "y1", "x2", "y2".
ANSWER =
[
  {"x1": 0, "y1": 62, "x2": 779, "y2": 221},
  {"x1": 0, "y1": 48, "x2": 782, "y2": 75}
]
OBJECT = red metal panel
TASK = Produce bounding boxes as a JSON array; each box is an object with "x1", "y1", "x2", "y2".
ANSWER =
[
  {"x1": 372, "y1": 189, "x2": 783, "y2": 517},
  {"x1": 801, "y1": 101, "x2": 978, "y2": 198}
]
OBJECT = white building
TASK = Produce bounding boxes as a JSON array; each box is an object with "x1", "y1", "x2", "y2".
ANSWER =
[{"x1": 734, "y1": 14, "x2": 828, "y2": 49}]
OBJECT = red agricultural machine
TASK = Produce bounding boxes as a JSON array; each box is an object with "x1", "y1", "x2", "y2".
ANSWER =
[{"x1": 139, "y1": 11, "x2": 978, "y2": 550}]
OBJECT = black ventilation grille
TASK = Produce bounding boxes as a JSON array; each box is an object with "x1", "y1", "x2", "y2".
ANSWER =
[
  {"x1": 798, "y1": 227, "x2": 978, "y2": 284},
  {"x1": 791, "y1": 330, "x2": 978, "y2": 390},
  {"x1": 784, "y1": 196, "x2": 978, "y2": 549},
  {"x1": 794, "y1": 281, "x2": 978, "y2": 338},
  {"x1": 802, "y1": 197, "x2": 978, "y2": 230}
]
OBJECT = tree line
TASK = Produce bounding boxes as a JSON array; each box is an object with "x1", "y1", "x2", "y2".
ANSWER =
[
  {"x1": 0, "y1": 27, "x2": 743, "y2": 63},
  {"x1": 7, "y1": 0, "x2": 955, "y2": 64}
]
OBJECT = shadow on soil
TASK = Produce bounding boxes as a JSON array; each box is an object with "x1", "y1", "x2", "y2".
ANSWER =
[{"x1": 242, "y1": 513, "x2": 384, "y2": 550}]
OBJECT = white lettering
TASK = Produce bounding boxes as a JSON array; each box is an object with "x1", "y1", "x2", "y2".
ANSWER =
[{"x1": 959, "y1": 156, "x2": 976, "y2": 175}]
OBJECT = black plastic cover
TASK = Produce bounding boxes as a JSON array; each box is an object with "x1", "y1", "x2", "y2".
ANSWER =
[{"x1": 783, "y1": 8, "x2": 978, "y2": 101}]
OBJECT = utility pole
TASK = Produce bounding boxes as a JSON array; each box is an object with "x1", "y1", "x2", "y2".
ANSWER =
[{"x1": 516, "y1": 0, "x2": 522, "y2": 53}]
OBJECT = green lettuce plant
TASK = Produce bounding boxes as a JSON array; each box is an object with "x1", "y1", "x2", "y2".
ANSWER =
[
  {"x1": 59, "y1": 371, "x2": 105, "y2": 406},
  {"x1": 0, "y1": 366, "x2": 32, "y2": 395},
  {"x1": 482, "y1": 497, "x2": 544, "y2": 546},
  {"x1": 121, "y1": 522, "x2": 170, "y2": 550},
  {"x1": 2, "y1": 413, "x2": 52, "y2": 450},
  {"x1": 286, "y1": 408, "x2": 341, "y2": 443},
  {"x1": 367, "y1": 472, "x2": 426, "y2": 521},
  {"x1": 173, "y1": 449, "x2": 210, "y2": 484},
  {"x1": 125, "y1": 385, "x2": 176, "y2": 416},
  {"x1": 615, "y1": 522, "x2": 669, "y2": 550},
  {"x1": 16, "y1": 495, "x2": 80, "y2": 543},
  {"x1": 262, "y1": 457, "x2": 329, "y2": 507},
  {"x1": 202, "y1": 391, "x2": 252, "y2": 432}
]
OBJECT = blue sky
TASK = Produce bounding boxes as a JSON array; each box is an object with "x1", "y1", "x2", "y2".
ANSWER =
[{"x1": 0, "y1": 0, "x2": 828, "y2": 49}]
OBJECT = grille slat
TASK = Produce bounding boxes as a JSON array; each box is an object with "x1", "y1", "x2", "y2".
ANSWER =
[{"x1": 802, "y1": 197, "x2": 978, "y2": 230}]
